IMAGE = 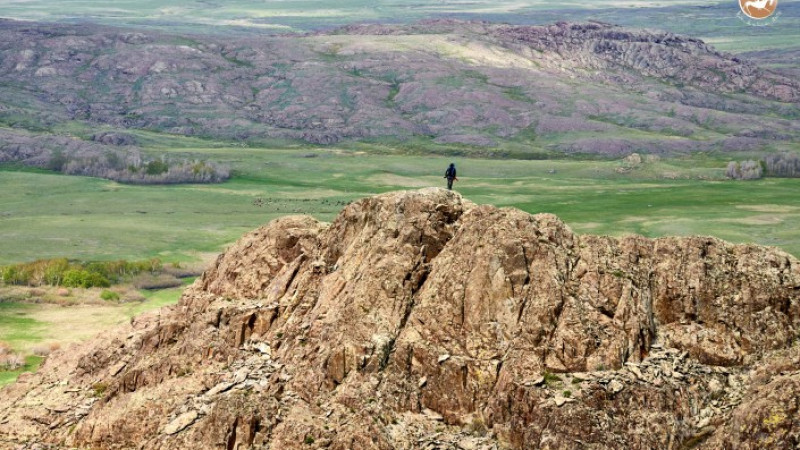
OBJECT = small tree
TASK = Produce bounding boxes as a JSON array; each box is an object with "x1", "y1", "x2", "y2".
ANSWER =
[{"x1": 145, "y1": 159, "x2": 169, "y2": 175}]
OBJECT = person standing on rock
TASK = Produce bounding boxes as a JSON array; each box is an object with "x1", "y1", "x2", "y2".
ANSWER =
[{"x1": 444, "y1": 163, "x2": 458, "y2": 190}]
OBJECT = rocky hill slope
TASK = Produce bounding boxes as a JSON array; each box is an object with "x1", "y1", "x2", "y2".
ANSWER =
[
  {"x1": 1, "y1": 19, "x2": 798, "y2": 156},
  {"x1": 2, "y1": 188, "x2": 800, "y2": 449}
]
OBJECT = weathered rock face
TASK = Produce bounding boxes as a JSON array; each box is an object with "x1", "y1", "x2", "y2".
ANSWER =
[
  {"x1": 2, "y1": 188, "x2": 800, "y2": 449},
  {"x1": 488, "y1": 21, "x2": 799, "y2": 103}
]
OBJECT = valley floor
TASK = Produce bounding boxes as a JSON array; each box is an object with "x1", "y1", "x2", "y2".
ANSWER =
[{"x1": 2, "y1": 147, "x2": 799, "y2": 384}]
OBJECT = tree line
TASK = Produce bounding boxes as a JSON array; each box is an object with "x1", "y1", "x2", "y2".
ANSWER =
[
  {"x1": 726, "y1": 153, "x2": 800, "y2": 180},
  {"x1": 0, "y1": 129, "x2": 229, "y2": 184},
  {"x1": 54, "y1": 151, "x2": 230, "y2": 184},
  {"x1": 1, "y1": 258, "x2": 164, "y2": 288}
]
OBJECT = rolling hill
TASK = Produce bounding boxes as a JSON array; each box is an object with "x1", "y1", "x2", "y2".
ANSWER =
[{"x1": 1, "y1": 18, "x2": 798, "y2": 165}]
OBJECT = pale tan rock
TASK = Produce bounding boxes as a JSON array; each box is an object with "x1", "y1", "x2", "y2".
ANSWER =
[
  {"x1": 163, "y1": 411, "x2": 198, "y2": 435},
  {"x1": 607, "y1": 379, "x2": 625, "y2": 394}
]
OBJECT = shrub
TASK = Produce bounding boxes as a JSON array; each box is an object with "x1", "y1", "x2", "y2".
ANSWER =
[
  {"x1": 467, "y1": 416, "x2": 488, "y2": 436},
  {"x1": 32, "y1": 343, "x2": 60, "y2": 357},
  {"x1": 92, "y1": 382, "x2": 108, "y2": 398},
  {"x1": 47, "y1": 149, "x2": 68, "y2": 171},
  {"x1": 61, "y1": 270, "x2": 84, "y2": 288},
  {"x1": 63, "y1": 270, "x2": 110, "y2": 288},
  {"x1": 543, "y1": 371, "x2": 562, "y2": 386},
  {"x1": 0, "y1": 352, "x2": 24, "y2": 370},
  {"x1": 162, "y1": 264, "x2": 202, "y2": 279},
  {"x1": 100, "y1": 290, "x2": 120, "y2": 301},
  {"x1": 2, "y1": 265, "x2": 32, "y2": 285},
  {"x1": 120, "y1": 289, "x2": 146, "y2": 303},
  {"x1": 145, "y1": 159, "x2": 170, "y2": 175},
  {"x1": 1, "y1": 130, "x2": 229, "y2": 185},
  {"x1": 42, "y1": 258, "x2": 70, "y2": 285}
]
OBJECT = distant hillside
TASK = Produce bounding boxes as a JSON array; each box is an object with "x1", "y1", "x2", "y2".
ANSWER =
[{"x1": 0, "y1": 19, "x2": 798, "y2": 157}]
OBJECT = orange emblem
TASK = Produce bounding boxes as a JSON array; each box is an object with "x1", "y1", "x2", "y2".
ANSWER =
[{"x1": 739, "y1": 0, "x2": 778, "y2": 19}]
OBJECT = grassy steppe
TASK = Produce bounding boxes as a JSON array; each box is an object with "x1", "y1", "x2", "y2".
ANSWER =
[
  {"x1": 2, "y1": 146, "x2": 799, "y2": 264},
  {"x1": 3, "y1": 0, "x2": 797, "y2": 58},
  {"x1": 2, "y1": 145, "x2": 800, "y2": 385},
  {"x1": 0, "y1": 0, "x2": 729, "y2": 31}
]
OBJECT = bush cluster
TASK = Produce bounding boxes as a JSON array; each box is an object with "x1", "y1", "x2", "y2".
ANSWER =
[
  {"x1": 32, "y1": 342, "x2": 61, "y2": 357},
  {"x1": 725, "y1": 160, "x2": 763, "y2": 180},
  {"x1": 0, "y1": 129, "x2": 230, "y2": 185},
  {"x1": 100, "y1": 290, "x2": 121, "y2": 301},
  {"x1": 1, "y1": 258, "x2": 164, "y2": 288},
  {"x1": 131, "y1": 274, "x2": 184, "y2": 290},
  {"x1": 61, "y1": 155, "x2": 230, "y2": 184},
  {"x1": 727, "y1": 153, "x2": 800, "y2": 180},
  {"x1": 0, "y1": 342, "x2": 24, "y2": 371}
]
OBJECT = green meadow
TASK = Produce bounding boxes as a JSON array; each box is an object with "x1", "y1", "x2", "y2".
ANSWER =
[
  {"x1": 2, "y1": 139, "x2": 800, "y2": 386},
  {"x1": 2, "y1": 145, "x2": 799, "y2": 266}
]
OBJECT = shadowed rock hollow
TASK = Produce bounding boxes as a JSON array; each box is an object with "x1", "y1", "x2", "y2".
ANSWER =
[{"x1": 2, "y1": 188, "x2": 800, "y2": 449}]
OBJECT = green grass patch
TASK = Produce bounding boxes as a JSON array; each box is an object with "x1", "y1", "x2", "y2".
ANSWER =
[
  {"x1": 3, "y1": 146, "x2": 800, "y2": 266},
  {"x1": 0, "y1": 355, "x2": 43, "y2": 386},
  {"x1": 126, "y1": 286, "x2": 184, "y2": 317},
  {"x1": 0, "y1": 303, "x2": 44, "y2": 350},
  {"x1": 100, "y1": 290, "x2": 121, "y2": 301}
]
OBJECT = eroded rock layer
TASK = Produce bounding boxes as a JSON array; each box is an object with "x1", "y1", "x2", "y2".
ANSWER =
[{"x1": 2, "y1": 188, "x2": 800, "y2": 449}]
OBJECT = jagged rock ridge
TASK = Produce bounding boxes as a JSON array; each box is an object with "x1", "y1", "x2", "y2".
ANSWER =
[{"x1": 2, "y1": 188, "x2": 800, "y2": 449}]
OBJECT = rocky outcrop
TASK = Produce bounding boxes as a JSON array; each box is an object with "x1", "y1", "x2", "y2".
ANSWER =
[
  {"x1": 90, "y1": 132, "x2": 137, "y2": 146},
  {"x1": 489, "y1": 22, "x2": 799, "y2": 103},
  {"x1": 2, "y1": 188, "x2": 800, "y2": 449}
]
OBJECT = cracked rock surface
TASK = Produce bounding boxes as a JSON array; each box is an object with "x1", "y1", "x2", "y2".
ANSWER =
[{"x1": 2, "y1": 188, "x2": 800, "y2": 449}]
